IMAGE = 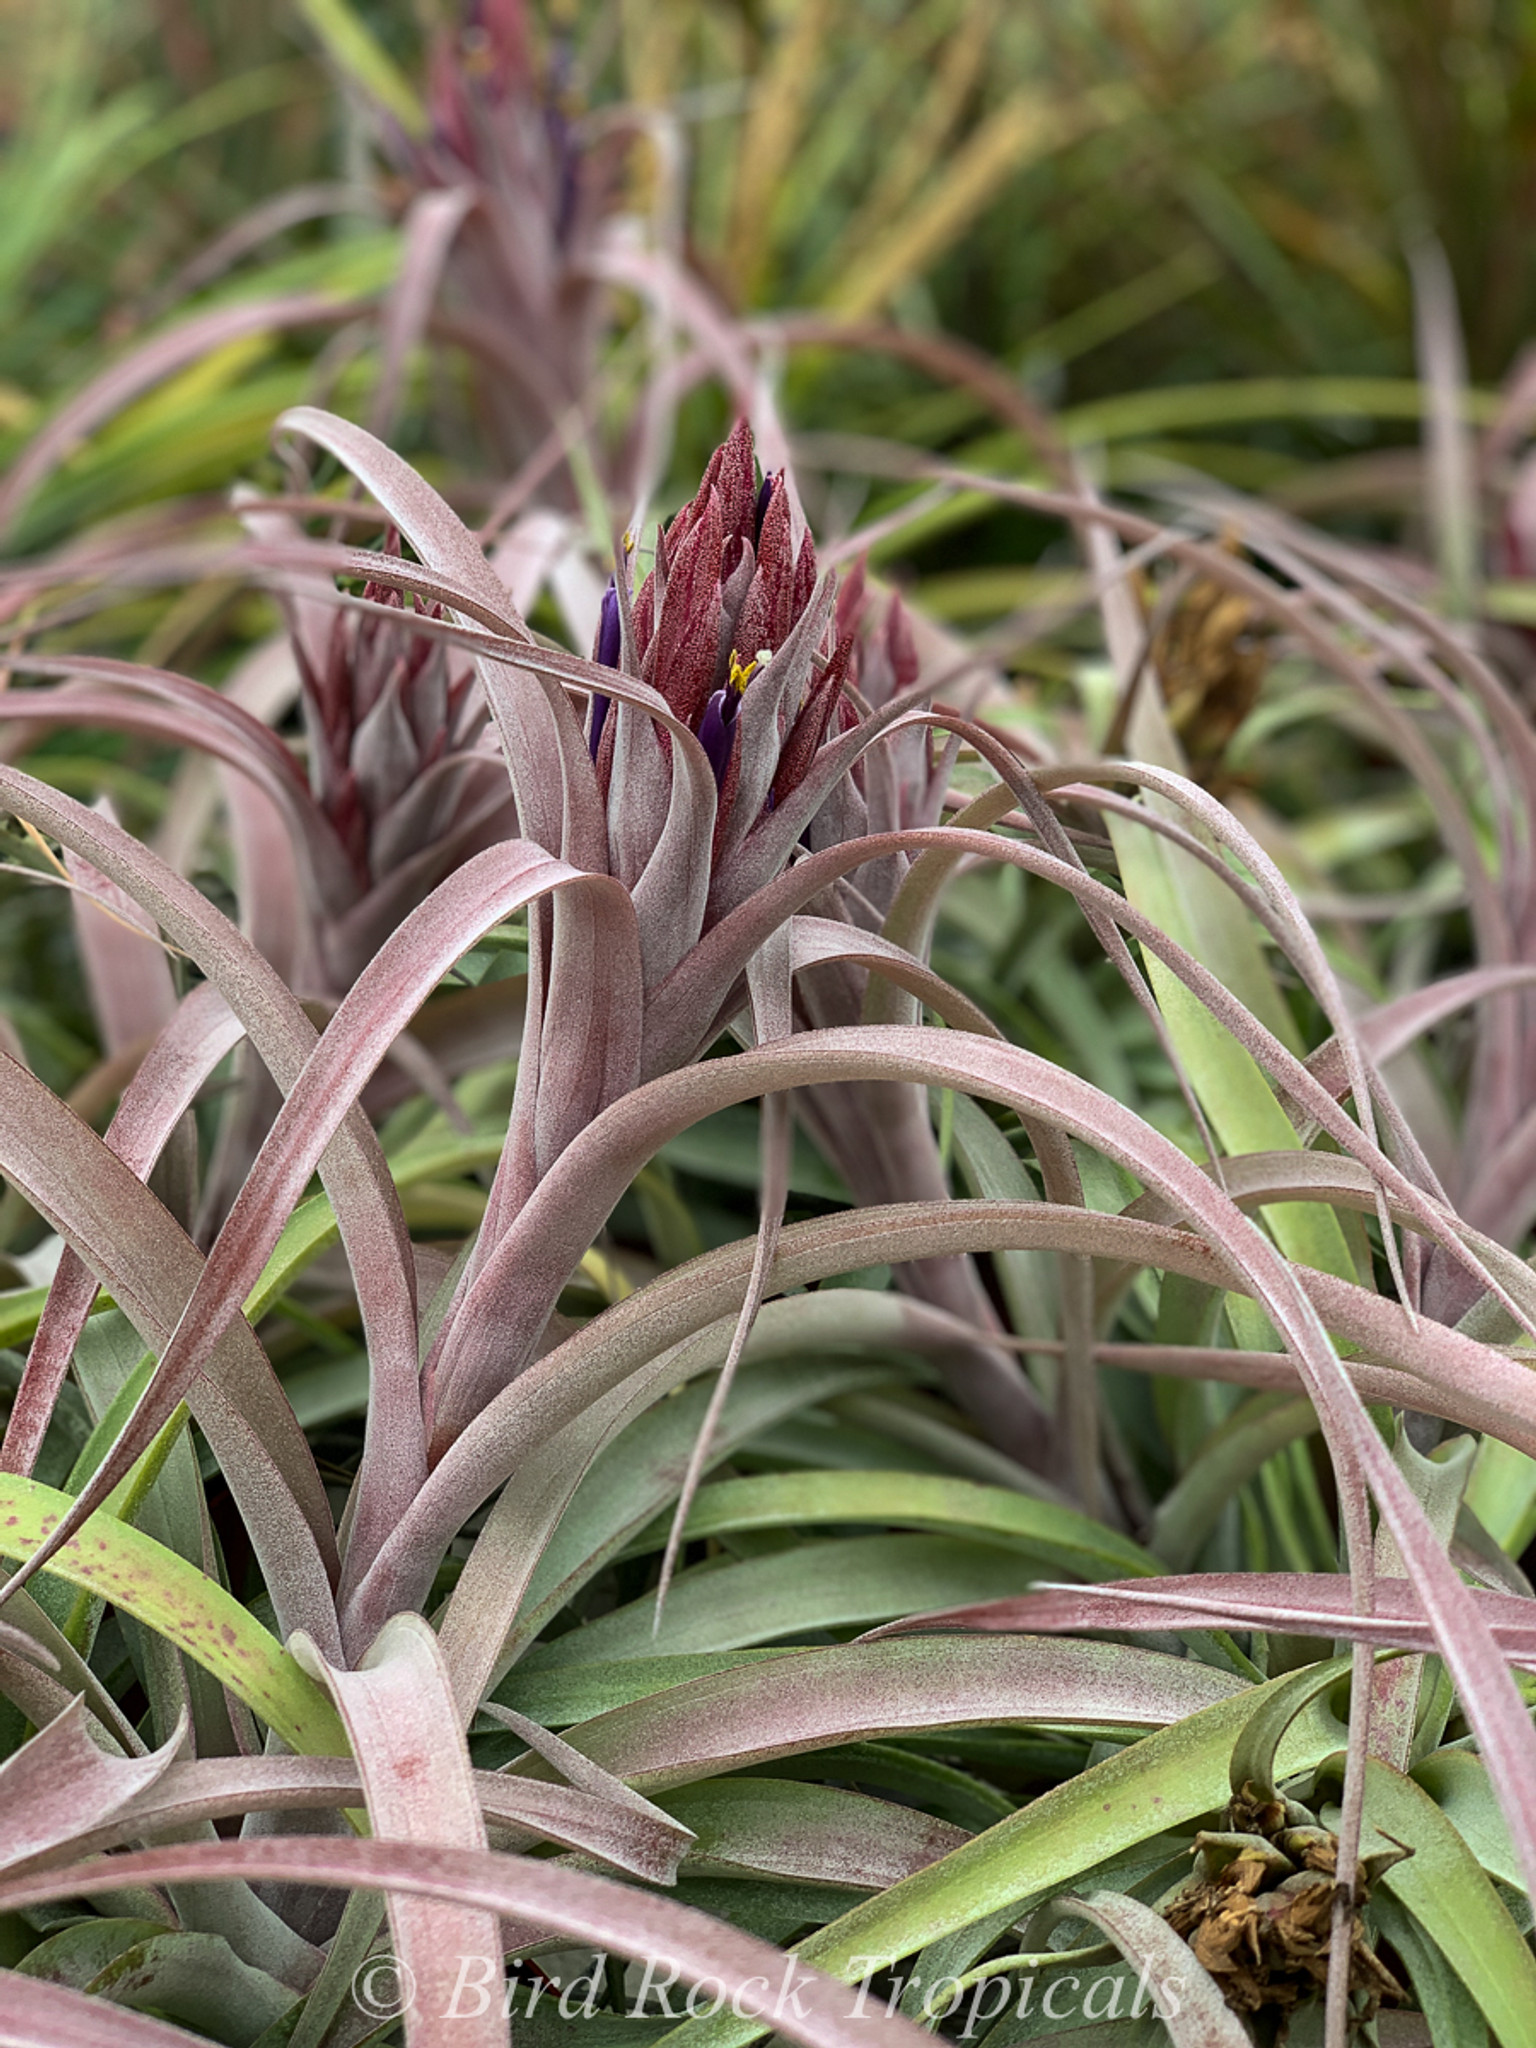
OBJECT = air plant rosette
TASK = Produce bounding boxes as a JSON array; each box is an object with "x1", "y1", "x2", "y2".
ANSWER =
[
  {"x1": 3, "y1": 402, "x2": 1536, "y2": 2048},
  {"x1": 381, "y1": 0, "x2": 634, "y2": 483},
  {"x1": 286, "y1": 529, "x2": 518, "y2": 994}
]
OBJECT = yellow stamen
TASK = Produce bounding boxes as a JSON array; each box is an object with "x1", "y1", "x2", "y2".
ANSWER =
[{"x1": 727, "y1": 650, "x2": 758, "y2": 695}]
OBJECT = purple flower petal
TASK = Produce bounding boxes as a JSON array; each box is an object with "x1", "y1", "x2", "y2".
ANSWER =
[
  {"x1": 589, "y1": 576, "x2": 621, "y2": 755},
  {"x1": 697, "y1": 686, "x2": 738, "y2": 788}
]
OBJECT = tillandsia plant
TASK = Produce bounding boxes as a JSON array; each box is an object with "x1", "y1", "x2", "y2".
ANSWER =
[
  {"x1": 0, "y1": 412, "x2": 1049, "y2": 1464},
  {"x1": 7, "y1": 399, "x2": 1536, "y2": 2048},
  {"x1": 0, "y1": 0, "x2": 655, "y2": 570},
  {"x1": 299, "y1": 0, "x2": 729, "y2": 518},
  {"x1": 379, "y1": 0, "x2": 632, "y2": 481},
  {"x1": 239, "y1": 519, "x2": 521, "y2": 1001}
]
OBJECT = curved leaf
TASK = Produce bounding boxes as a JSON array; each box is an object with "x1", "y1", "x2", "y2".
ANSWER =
[
  {"x1": 505, "y1": 1636, "x2": 1246, "y2": 1791},
  {"x1": 0, "y1": 1972, "x2": 216, "y2": 2048},
  {"x1": 47, "y1": 1752, "x2": 689, "y2": 1886},
  {"x1": 653, "y1": 1661, "x2": 1348, "y2": 2048},
  {"x1": 1055, "y1": 1889, "x2": 1248, "y2": 2048},
  {"x1": 662, "y1": 1778, "x2": 967, "y2": 1891},
  {"x1": 518, "y1": 1535, "x2": 1089, "y2": 1666},
  {"x1": 0, "y1": 1837, "x2": 938, "y2": 2048},
  {"x1": 439, "y1": 1353, "x2": 901, "y2": 1716},
  {"x1": 867, "y1": 1574, "x2": 1536, "y2": 1667},
  {"x1": 291, "y1": 1614, "x2": 500, "y2": 2048},
  {"x1": 0, "y1": 1696, "x2": 178, "y2": 1874},
  {"x1": 0, "y1": 1472, "x2": 345, "y2": 1756},
  {"x1": 1367, "y1": 1759, "x2": 1536, "y2": 2048},
  {"x1": 0, "y1": 295, "x2": 366, "y2": 538},
  {"x1": 3, "y1": 982, "x2": 244, "y2": 1479},
  {"x1": 656, "y1": 1471, "x2": 1153, "y2": 1581}
]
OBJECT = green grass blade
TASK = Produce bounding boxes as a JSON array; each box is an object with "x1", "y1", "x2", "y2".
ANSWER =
[{"x1": 292, "y1": 0, "x2": 425, "y2": 138}]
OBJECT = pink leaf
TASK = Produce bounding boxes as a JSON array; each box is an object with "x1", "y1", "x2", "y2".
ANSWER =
[
  {"x1": 0, "y1": 1696, "x2": 180, "y2": 1875},
  {"x1": 291, "y1": 1615, "x2": 503, "y2": 2047},
  {"x1": 63, "y1": 810, "x2": 178, "y2": 1058},
  {"x1": 0, "y1": 1974, "x2": 212, "y2": 2048},
  {"x1": 4, "y1": 983, "x2": 244, "y2": 1479},
  {"x1": 866, "y1": 1573, "x2": 1536, "y2": 1662},
  {"x1": 502, "y1": 1637, "x2": 1242, "y2": 1790},
  {"x1": 48, "y1": 1753, "x2": 690, "y2": 1886},
  {"x1": 0, "y1": 1836, "x2": 937, "y2": 2048}
]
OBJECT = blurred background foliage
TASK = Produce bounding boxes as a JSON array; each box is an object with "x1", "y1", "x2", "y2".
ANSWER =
[
  {"x1": 5, "y1": 0, "x2": 1534, "y2": 466},
  {"x1": 8, "y1": 0, "x2": 1536, "y2": 385}
]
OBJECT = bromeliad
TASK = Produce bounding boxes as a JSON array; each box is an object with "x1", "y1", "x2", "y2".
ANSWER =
[{"x1": 0, "y1": 408, "x2": 1059, "y2": 1649}]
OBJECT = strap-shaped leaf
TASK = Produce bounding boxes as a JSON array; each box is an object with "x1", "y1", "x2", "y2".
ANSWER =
[
  {"x1": 0, "y1": 1697, "x2": 179, "y2": 1875},
  {"x1": 41, "y1": 1751, "x2": 691, "y2": 1886},
  {"x1": 660, "y1": 1778, "x2": 967, "y2": 1891},
  {"x1": 504, "y1": 1636, "x2": 1245, "y2": 1791},
  {"x1": 517, "y1": 1534, "x2": 1087, "y2": 1666},
  {"x1": 653, "y1": 1470, "x2": 1153, "y2": 1580},
  {"x1": 0, "y1": 1837, "x2": 938, "y2": 2048},
  {"x1": 0, "y1": 1472, "x2": 345, "y2": 1756},
  {"x1": 866, "y1": 1573, "x2": 1536, "y2": 1666},
  {"x1": 643, "y1": 827, "x2": 1495, "y2": 1315},
  {"x1": 275, "y1": 407, "x2": 599, "y2": 866},
  {"x1": 0, "y1": 658, "x2": 357, "y2": 913},
  {"x1": 292, "y1": 1614, "x2": 503, "y2": 2048}
]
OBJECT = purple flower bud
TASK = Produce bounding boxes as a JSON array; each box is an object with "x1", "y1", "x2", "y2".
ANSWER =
[
  {"x1": 697, "y1": 686, "x2": 739, "y2": 789},
  {"x1": 588, "y1": 577, "x2": 621, "y2": 757},
  {"x1": 596, "y1": 577, "x2": 621, "y2": 667}
]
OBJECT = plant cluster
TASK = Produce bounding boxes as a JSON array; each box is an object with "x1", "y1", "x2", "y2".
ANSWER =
[{"x1": 4, "y1": 5, "x2": 1536, "y2": 2047}]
